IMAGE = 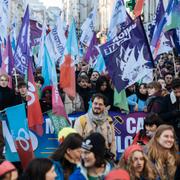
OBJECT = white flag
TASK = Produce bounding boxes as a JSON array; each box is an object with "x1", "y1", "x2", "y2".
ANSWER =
[
  {"x1": 108, "y1": 0, "x2": 127, "y2": 39},
  {"x1": 0, "y1": 0, "x2": 9, "y2": 44},
  {"x1": 45, "y1": 17, "x2": 67, "y2": 63},
  {"x1": 80, "y1": 8, "x2": 96, "y2": 47}
]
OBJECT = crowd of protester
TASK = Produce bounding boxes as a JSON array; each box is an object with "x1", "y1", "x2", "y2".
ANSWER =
[{"x1": 0, "y1": 50, "x2": 180, "y2": 180}]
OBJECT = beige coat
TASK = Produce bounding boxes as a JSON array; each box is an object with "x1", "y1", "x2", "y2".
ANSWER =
[{"x1": 74, "y1": 113, "x2": 116, "y2": 156}]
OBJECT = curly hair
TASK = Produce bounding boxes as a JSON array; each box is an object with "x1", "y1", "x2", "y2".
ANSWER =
[
  {"x1": 118, "y1": 151, "x2": 157, "y2": 180},
  {"x1": 147, "y1": 125, "x2": 179, "y2": 180}
]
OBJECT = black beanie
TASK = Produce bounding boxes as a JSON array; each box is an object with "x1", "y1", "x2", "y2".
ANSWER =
[{"x1": 82, "y1": 132, "x2": 106, "y2": 158}]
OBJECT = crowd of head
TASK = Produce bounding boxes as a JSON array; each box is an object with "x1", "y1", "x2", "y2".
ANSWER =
[
  {"x1": 0, "y1": 50, "x2": 180, "y2": 179},
  {"x1": 0, "y1": 124, "x2": 179, "y2": 180}
]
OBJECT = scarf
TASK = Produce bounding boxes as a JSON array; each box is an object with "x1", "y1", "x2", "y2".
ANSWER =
[{"x1": 87, "y1": 109, "x2": 113, "y2": 148}]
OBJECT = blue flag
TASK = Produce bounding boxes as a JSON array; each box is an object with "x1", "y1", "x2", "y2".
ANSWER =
[
  {"x1": 65, "y1": 18, "x2": 79, "y2": 64},
  {"x1": 151, "y1": 0, "x2": 174, "y2": 49},
  {"x1": 42, "y1": 44, "x2": 53, "y2": 87},
  {"x1": 14, "y1": 6, "x2": 30, "y2": 75},
  {"x1": 149, "y1": 0, "x2": 164, "y2": 42},
  {"x1": 99, "y1": 18, "x2": 153, "y2": 92},
  {"x1": 5, "y1": 103, "x2": 34, "y2": 168},
  {"x1": 93, "y1": 52, "x2": 106, "y2": 73}
]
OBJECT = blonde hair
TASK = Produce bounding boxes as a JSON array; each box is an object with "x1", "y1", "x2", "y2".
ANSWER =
[
  {"x1": 0, "y1": 74, "x2": 9, "y2": 81},
  {"x1": 147, "y1": 124, "x2": 179, "y2": 180},
  {"x1": 118, "y1": 151, "x2": 157, "y2": 180}
]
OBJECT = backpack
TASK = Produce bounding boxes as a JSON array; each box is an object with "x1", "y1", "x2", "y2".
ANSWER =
[{"x1": 78, "y1": 114, "x2": 113, "y2": 133}]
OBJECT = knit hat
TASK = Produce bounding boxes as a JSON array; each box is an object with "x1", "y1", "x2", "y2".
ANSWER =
[
  {"x1": 42, "y1": 86, "x2": 52, "y2": 93},
  {"x1": 124, "y1": 144, "x2": 143, "y2": 162},
  {"x1": 105, "y1": 169, "x2": 130, "y2": 180},
  {"x1": 0, "y1": 161, "x2": 16, "y2": 176},
  {"x1": 82, "y1": 132, "x2": 106, "y2": 158},
  {"x1": 58, "y1": 127, "x2": 77, "y2": 143}
]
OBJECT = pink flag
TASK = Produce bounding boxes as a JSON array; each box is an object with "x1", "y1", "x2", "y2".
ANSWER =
[{"x1": 52, "y1": 85, "x2": 69, "y2": 121}]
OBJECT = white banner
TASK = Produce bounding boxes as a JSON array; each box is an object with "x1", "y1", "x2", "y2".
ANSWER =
[
  {"x1": 0, "y1": 0, "x2": 9, "y2": 44},
  {"x1": 45, "y1": 17, "x2": 66, "y2": 63},
  {"x1": 80, "y1": 8, "x2": 96, "y2": 46}
]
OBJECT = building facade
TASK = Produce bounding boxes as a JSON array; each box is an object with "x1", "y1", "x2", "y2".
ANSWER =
[
  {"x1": 8, "y1": 0, "x2": 170, "y2": 35},
  {"x1": 61, "y1": 0, "x2": 169, "y2": 32}
]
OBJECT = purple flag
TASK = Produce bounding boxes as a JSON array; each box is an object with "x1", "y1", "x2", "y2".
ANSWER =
[
  {"x1": 14, "y1": 6, "x2": 30, "y2": 75},
  {"x1": 0, "y1": 45, "x2": 2, "y2": 67},
  {"x1": 99, "y1": 17, "x2": 153, "y2": 92},
  {"x1": 171, "y1": 28, "x2": 180, "y2": 55},
  {"x1": 85, "y1": 32, "x2": 99, "y2": 63},
  {"x1": 148, "y1": 0, "x2": 164, "y2": 41},
  {"x1": 30, "y1": 19, "x2": 42, "y2": 47},
  {"x1": 8, "y1": 35, "x2": 14, "y2": 75}
]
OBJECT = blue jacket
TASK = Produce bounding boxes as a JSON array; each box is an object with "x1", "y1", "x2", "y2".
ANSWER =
[{"x1": 69, "y1": 162, "x2": 113, "y2": 180}]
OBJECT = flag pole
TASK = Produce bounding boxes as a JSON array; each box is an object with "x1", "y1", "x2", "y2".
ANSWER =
[
  {"x1": 172, "y1": 49, "x2": 178, "y2": 77},
  {"x1": 13, "y1": 68, "x2": 18, "y2": 90}
]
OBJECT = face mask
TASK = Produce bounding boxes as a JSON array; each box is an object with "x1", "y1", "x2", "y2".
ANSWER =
[{"x1": 146, "y1": 131, "x2": 155, "y2": 138}]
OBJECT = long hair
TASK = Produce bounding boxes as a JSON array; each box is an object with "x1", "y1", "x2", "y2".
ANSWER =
[
  {"x1": 119, "y1": 151, "x2": 157, "y2": 180},
  {"x1": 50, "y1": 133, "x2": 82, "y2": 179},
  {"x1": 147, "y1": 124, "x2": 179, "y2": 180},
  {"x1": 50, "y1": 133, "x2": 82, "y2": 162},
  {"x1": 22, "y1": 158, "x2": 53, "y2": 180}
]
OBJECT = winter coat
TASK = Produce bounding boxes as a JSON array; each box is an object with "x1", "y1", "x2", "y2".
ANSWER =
[
  {"x1": 74, "y1": 113, "x2": 116, "y2": 156},
  {"x1": 69, "y1": 162, "x2": 113, "y2": 180}
]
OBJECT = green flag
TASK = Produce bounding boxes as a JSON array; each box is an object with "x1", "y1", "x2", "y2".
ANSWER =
[
  {"x1": 114, "y1": 89, "x2": 129, "y2": 113},
  {"x1": 47, "y1": 110, "x2": 70, "y2": 135},
  {"x1": 165, "y1": 0, "x2": 180, "y2": 31}
]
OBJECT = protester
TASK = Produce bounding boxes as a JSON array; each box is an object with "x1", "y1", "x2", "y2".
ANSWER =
[
  {"x1": 105, "y1": 169, "x2": 130, "y2": 180},
  {"x1": 164, "y1": 72, "x2": 174, "y2": 92},
  {"x1": 118, "y1": 144, "x2": 157, "y2": 180},
  {"x1": 16, "y1": 81, "x2": 28, "y2": 104},
  {"x1": 146, "y1": 81, "x2": 163, "y2": 113},
  {"x1": 160, "y1": 78, "x2": 180, "y2": 146},
  {"x1": 74, "y1": 93, "x2": 116, "y2": 156},
  {"x1": 0, "y1": 74, "x2": 17, "y2": 111},
  {"x1": 0, "y1": 160, "x2": 18, "y2": 180},
  {"x1": 69, "y1": 133, "x2": 113, "y2": 180},
  {"x1": 145, "y1": 125, "x2": 179, "y2": 180},
  {"x1": 132, "y1": 113, "x2": 162, "y2": 145},
  {"x1": 63, "y1": 92, "x2": 85, "y2": 114},
  {"x1": 89, "y1": 70, "x2": 100, "y2": 92},
  {"x1": 0, "y1": 74, "x2": 18, "y2": 159},
  {"x1": 125, "y1": 84, "x2": 136, "y2": 97},
  {"x1": 34, "y1": 76, "x2": 44, "y2": 99},
  {"x1": 40, "y1": 86, "x2": 52, "y2": 113},
  {"x1": 127, "y1": 83, "x2": 148, "y2": 112},
  {"x1": 21, "y1": 158, "x2": 56, "y2": 180},
  {"x1": 157, "y1": 77, "x2": 169, "y2": 96},
  {"x1": 50, "y1": 133, "x2": 83, "y2": 180},
  {"x1": 76, "y1": 75, "x2": 91, "y2": 111},
  {"x1": 95, "y1": 75, "x2": 114, "y2": 109}
]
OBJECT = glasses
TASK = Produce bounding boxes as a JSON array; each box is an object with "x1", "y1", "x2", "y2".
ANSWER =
[{"x1": 0, "y1": 79, "x2": 8, "y2": 81}]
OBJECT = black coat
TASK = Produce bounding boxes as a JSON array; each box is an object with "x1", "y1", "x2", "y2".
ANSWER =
[
  {"x1": 159, "y1": 94, "x2": 180, "y2": 143},
  {"x1": 0, "y1": 86, "x2": 17, "y2": 111}
]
